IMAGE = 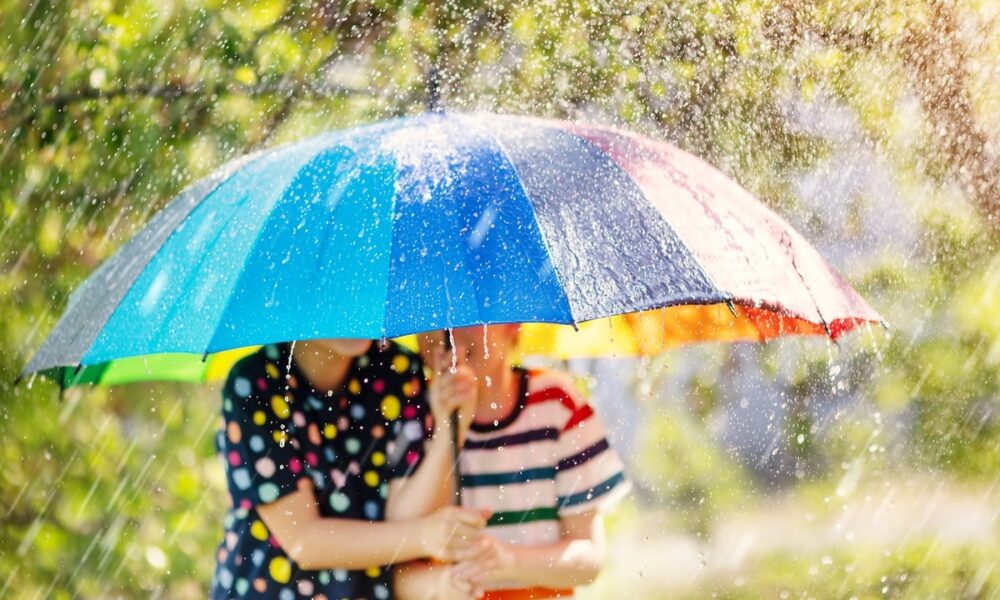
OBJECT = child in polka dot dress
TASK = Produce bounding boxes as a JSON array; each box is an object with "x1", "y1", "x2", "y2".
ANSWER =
[{"x1": 213, "y1": 339, "x2": 488, "y2": 600}]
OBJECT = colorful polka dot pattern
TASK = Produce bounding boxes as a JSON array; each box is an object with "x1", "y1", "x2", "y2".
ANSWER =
[{"x1": 212, "y1": 342, "x2": 429, "y2": 600}]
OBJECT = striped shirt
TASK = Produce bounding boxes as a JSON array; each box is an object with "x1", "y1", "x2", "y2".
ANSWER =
[{"x1": 459, "y1": 367, "x2": 631, "y2": 552}]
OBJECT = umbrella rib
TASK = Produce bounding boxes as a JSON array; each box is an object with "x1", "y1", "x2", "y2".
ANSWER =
[
  {"x1": 165, "y1": 200, "x2": 260, "y2": 355},
  {"x1": 779, "y1": 232, "x2": 833, "y2": 338},
  {"x1": 532, "y1": 120, "x2": 738, "y2": 315},
  {"x1": 616, "y1": 133, "x2": 826, "y2": 328},
  {"x1": 201, "y1": 138, "x2": 357, "y2": 354},
  {"x1": 482, "y1": 124, "x2": 578, "y2": 327},
  {"x1": 29, "y1": 150, "x2": 266, "y2": 375},
  {"x1": 200, "y1": 190, "x2": 306, "y2": 356},
  {"x1": 377, "y1": 185, "x2": 402, "y2": 340}
]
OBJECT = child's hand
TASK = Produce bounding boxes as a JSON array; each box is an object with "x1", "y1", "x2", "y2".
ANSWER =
[
  {"x1": 435, "y1": 566, "x2": 484, "y2": 600},
  {"x1": 450, "y1": 536, "x2": 517, "y2": 586},
  {"x1": 418, "y1": 506, "x2": 492, "y2": 562},
  {"x1": 427, "y1": 346, "x2": 477, "y2": 443}
]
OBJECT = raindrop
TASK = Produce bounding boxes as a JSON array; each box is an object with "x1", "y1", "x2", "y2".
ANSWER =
[
  {"x1": 448, "y1": 329, "x2": 457, "y2": 373},
  {"x1": 286, "y1": 341, "x2": 296, "y2": 388}
]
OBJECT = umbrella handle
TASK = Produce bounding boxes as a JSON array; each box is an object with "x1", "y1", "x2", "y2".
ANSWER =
[{"x1": 443, "y1": 328, "x2": 462, "y2": 506}]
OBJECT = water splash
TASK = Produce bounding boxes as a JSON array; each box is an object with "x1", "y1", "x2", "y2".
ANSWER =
[
  {"x1": 448, "y1": 329, "x2": 457, "y2": 373},
  {"x1": 286, "y1": 340, "x2": 296, "y2": 380}
]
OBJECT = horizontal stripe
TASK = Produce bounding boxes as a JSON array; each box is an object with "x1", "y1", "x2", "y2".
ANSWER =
[
  {"x1": 461, "y1": 448, "x2": 559, "y2": 475},
  {"x1": 556, "y1": 412, "x2": 611, "y2": 452},
  {"x1": 482, "y1": 519, "x2": 559, "y2": 534},
  {"x1": 485, "y1": 521, "x2": 561, "y2": 546},
  {"x1": 557, "y1": 455, "x2": 627, "y2": 509},
  {"x1": 557, "y1": 471, "x2": 627, "y2": 509},
  {"x1": 461, "y1": 479, "x2": 555, "y2": 514},
  {"x1": 557, "y1": 448, "x2": 626, "y2": 491},
  {"x1": 482, "y1": 587, "x2": 574, "y2": 600},
  {"x1": 487, "y1": 506, "x2": 558, "y2": 527},
  {"x1": 465, "y1": 403, "x2": 564, "y2": 441},
  {"x1": 563, "y1": 405, "x2": 593, "y2": 431},
  {"x1": 557, "y1": 439, "x2": 609, "y2": 471},
  {"x1": 462, "y1": 467, "x2": 556, "y2": 487},
  {"x1": 464, "y1": 427, "x2": 558, "y2": 450},
  {"x1": 526, "y1": 386, "x2": 576, "y2": 413}
]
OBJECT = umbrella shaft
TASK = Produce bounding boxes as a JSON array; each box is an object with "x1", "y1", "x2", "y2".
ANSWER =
[{"x1": 450, "y1": 410, "x2": 462, "y2": 506}]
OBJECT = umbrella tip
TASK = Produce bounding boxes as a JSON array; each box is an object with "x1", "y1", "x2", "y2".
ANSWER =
[
  {"x1": 13, "y1": 373, "x2": 23, "y2": 386},
  {"x1": 201, "y1": 351, "x2": 209, "y2": 363},
  {"x1": 725, "y1": 300, "x2": 738, "y2": 317},
  {"x1": 819, "y1": 318, "x2": 834, "y2": 340}
]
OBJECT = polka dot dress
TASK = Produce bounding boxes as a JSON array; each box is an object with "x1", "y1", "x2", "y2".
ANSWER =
[{"x1": 212, "y1": 341, "x2": 431, "y2": 599}]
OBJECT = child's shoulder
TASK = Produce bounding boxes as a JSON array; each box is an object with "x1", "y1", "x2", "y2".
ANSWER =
[
  {"x1": 523, "y1": 367, "x2": 596, "y2": 433},
  {"x1": 525, "y1": 367, "x2": 589, "y2": 409}
]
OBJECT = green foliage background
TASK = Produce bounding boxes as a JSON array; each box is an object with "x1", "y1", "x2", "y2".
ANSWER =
[{"x1": 2, "y1": 1, "x2": 999, "y2": 597}]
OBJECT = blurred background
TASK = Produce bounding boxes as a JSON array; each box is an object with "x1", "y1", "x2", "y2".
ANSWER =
[{"x1": 2, "y1": 0, "x2": 999, "y2": 597}]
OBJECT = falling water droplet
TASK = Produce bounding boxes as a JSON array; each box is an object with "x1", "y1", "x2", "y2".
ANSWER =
[
  {"x1": 286, "y1": 341, "x2": 296, "y2": 376},
  {"x1": 448, "y1": 329, "x2": 457, "y2": 373},
  {"x1": 482, "y1": 324, "x2": 490, "y2": 359}
]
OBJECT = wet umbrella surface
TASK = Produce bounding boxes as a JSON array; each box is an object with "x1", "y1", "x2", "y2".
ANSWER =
[{"x1": 22, "y1": 111, "x2": 879, "y2": 385}]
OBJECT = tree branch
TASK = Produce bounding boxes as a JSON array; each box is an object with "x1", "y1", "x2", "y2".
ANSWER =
[{"x1": 899, "y1": 0, "x2": 1000, "y2": 236}]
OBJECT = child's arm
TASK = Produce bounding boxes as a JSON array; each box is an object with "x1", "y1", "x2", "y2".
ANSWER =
[
  {"x1": 386, "y1": 354, "x2": 477, "y2": 521},
  {"x1": 257, "y1": 478, "x2": 488, "y2": 571},
  {"x1": 385, "y1": 417, "x2": 461, "y2": 520},
  {"x1": 450, "y1": 510, "x2": 606, "y2": 590}
]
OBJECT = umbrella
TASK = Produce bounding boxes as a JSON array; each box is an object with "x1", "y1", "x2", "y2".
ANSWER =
[{"x1": 20, "y1": 111, "x2": 883, "y2": 386}]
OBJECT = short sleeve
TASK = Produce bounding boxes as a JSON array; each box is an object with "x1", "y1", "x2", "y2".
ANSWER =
[
  {"x1": 554, "y1": 394, "x2": 631, "y2": 516},
  {"x1": 218, "y1": 360, "x2": 305, "y2": 509},
  {"x1": 382, "y1": 347, "x2": 433, "y2": 481}
]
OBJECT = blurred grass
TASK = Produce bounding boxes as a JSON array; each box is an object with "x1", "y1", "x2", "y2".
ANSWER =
[{"x1": 582, "y1": 480, "x2": 1000, "y2": 599}]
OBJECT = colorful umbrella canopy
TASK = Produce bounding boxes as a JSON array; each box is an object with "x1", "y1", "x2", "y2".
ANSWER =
[{"x1": 21, "y1": 111, "x2": 882, "y2": 386}]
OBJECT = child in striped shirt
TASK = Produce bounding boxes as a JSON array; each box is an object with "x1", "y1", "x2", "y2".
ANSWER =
[{"x1": 397, "y1": 325, "x2": 631, "y2": 599}]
